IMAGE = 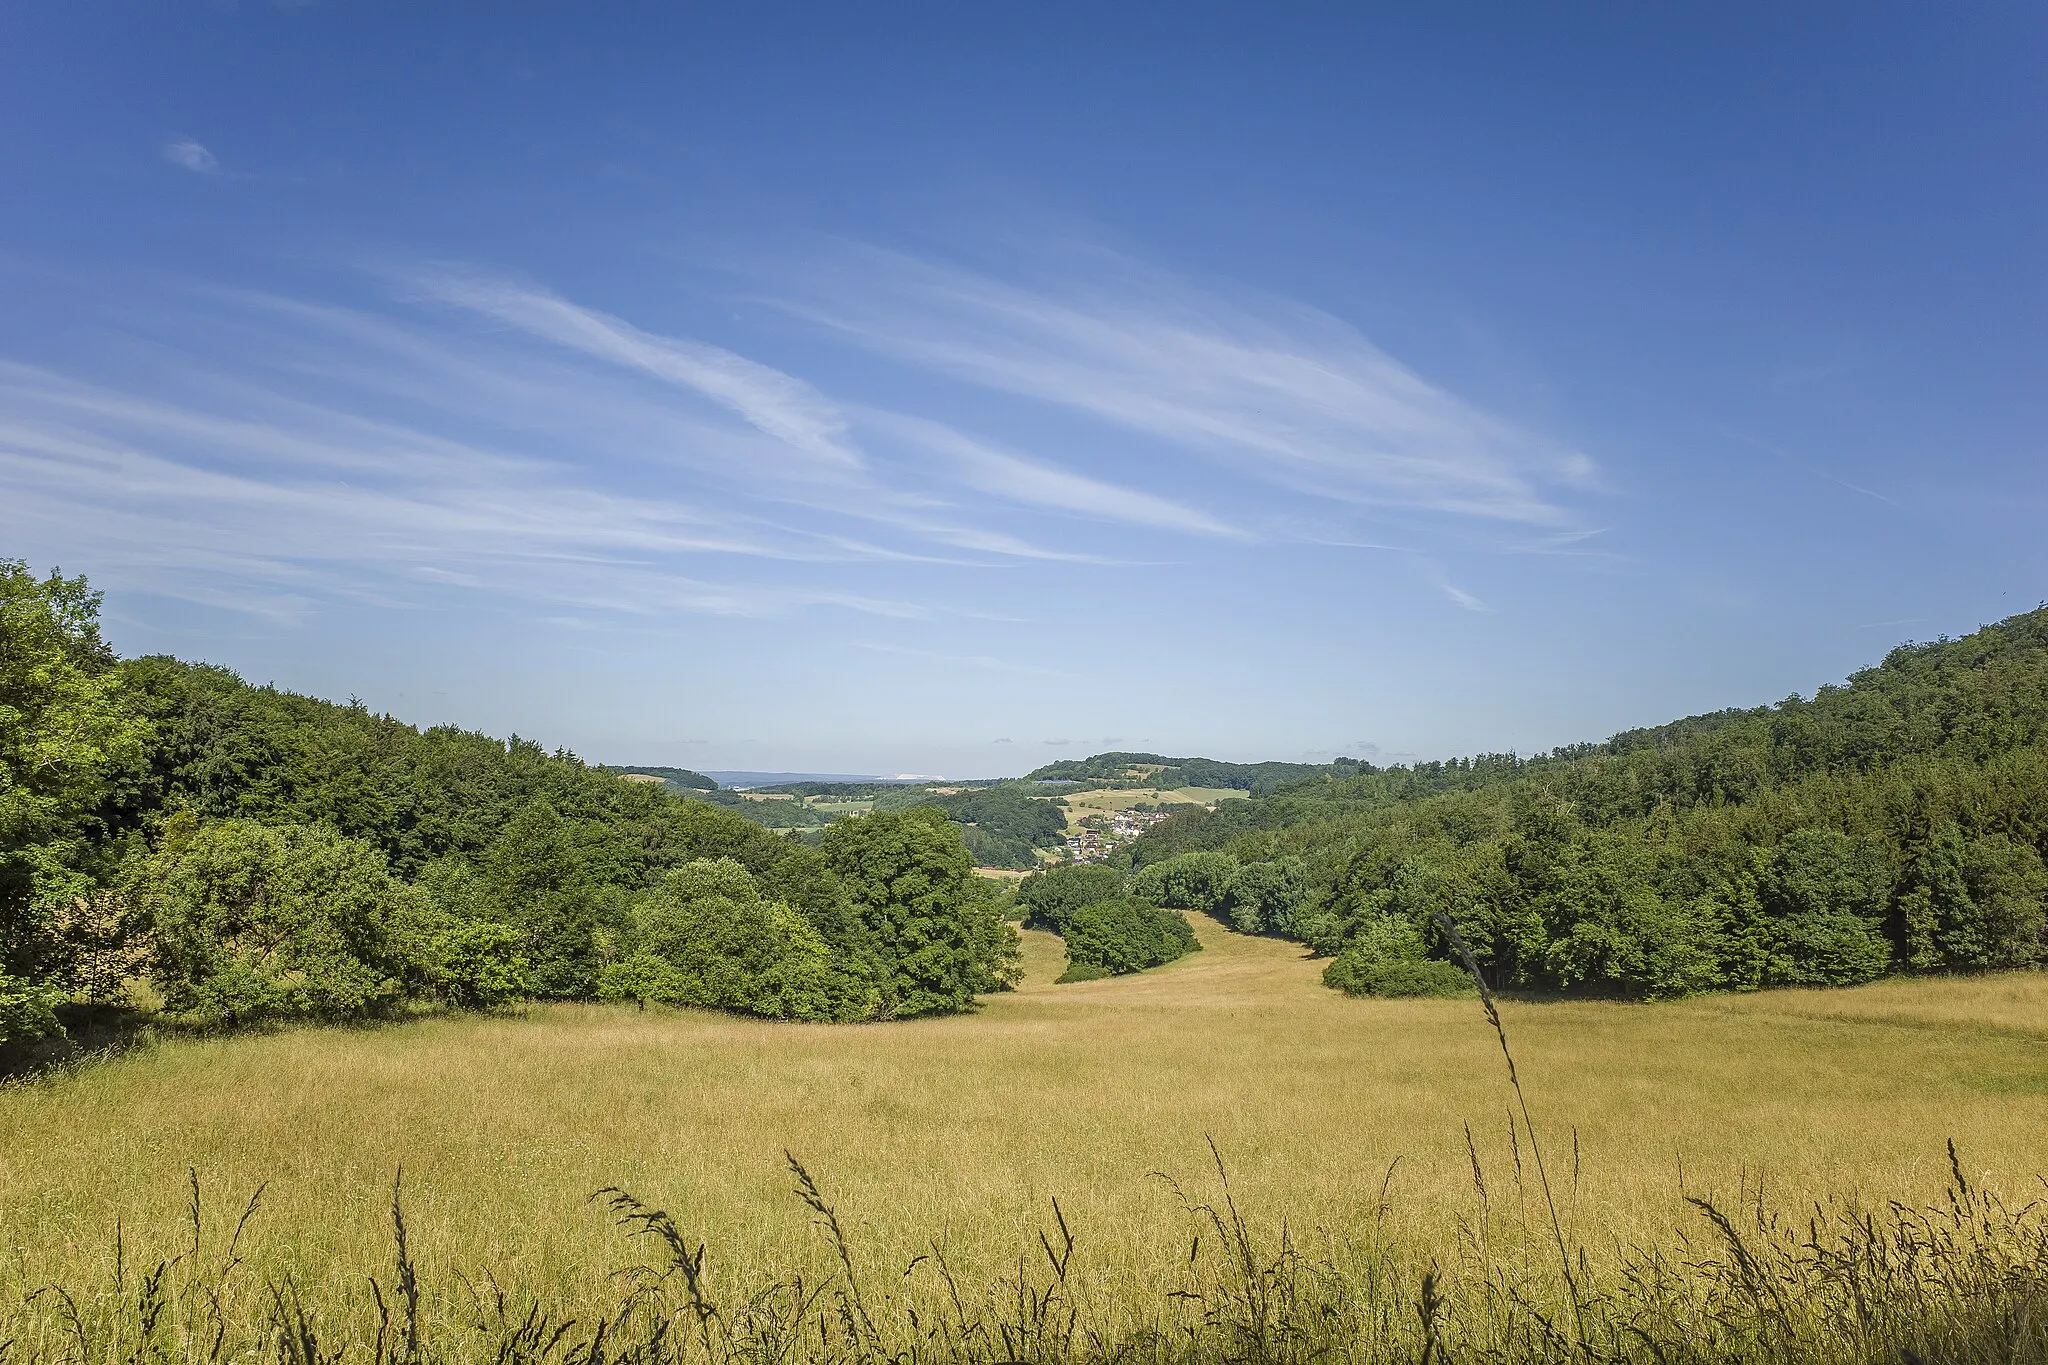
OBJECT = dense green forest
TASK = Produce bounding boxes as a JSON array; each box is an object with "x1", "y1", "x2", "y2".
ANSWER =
[
  {"x1": 0, "y1": 562, "x2": 1019, "y2": 1055},
  {"x1": 600, "y1": 769, "x2": 840, "y2": 831},
  {"x1": 1024, "y1": 751, "x2": 1362, "y2": 794},
  {"x1": 898, "y1": 785, "x2": 1068, "y2": 868},
  {"x1": 1118, "y1": 605, "x2": 2048, "y2": 998}
]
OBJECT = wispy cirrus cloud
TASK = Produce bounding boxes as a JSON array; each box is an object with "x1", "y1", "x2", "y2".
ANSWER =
[
  {"x1": 770, "y1": 246, "x2": 1594, "y2": 530},
  {"x1": 411, "y1": 272, "x2": 866, "y2": 468},
  {"x1": 0, "y1": 281, "x2": 1164, "y2": 623},
  {"x1": 0, "y1": 242, "x2": 1593, "y2": 630},
  {"x1": 0, "y1": 364, "x2": 935, "y2": 623},
  {"x1": 162, "y1": 138, "x2": 220, "y2": 174},
  {"x1": 867, "y1": 410, "x2": 1245, "y2": 539}
]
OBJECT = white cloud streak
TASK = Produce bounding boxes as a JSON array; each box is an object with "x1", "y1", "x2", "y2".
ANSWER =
[
  {"x1": 412, "y1": 273, "x2": 864, "y2": 468},
  {"x1": 866, "y1": 411, "x2": 1244, "y2": 538},
  {"x1": 0, "y1": 363, "x2": 930, "y2": 622},
  {"x1": 162, "y1": 138, "x2": 219, "y2": 174},
  {"x1": 774, "y1": 248, "x2": 1591, "y2": 529},
  {"x1": 2, "y1": 248, "x2": 1586, "y2": 629}
]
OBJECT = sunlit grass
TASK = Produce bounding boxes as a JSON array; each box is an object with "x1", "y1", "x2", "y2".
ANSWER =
[{"x1": 3, "y1": 916, "x2": 2046, "y2": 1356}]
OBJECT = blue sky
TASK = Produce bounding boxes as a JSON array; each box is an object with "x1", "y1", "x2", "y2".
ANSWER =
[{"x1": 2, "y1": 4, "x2": 2043, "y2": 777}]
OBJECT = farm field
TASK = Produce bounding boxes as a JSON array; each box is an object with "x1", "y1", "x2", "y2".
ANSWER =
[
  {"x1": 4, "y1": 915, "x2": 2047, "y2": 1354},
  {"x1": 1051, "y1": 784, "x2": 1247, "y2": 829}
]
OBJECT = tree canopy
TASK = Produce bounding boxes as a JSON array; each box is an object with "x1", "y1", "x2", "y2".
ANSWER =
[
  {"x1": 0, "y1": 563, "x2": 1020, "y2": 1056},
  {"x1": 1121, "y1": 606, "x2": 2048, "y2": 1000}
]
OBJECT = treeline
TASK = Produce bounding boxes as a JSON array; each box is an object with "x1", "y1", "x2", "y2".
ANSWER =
[
  {"x1": 601, "y1": 772, "x2": 838, "y2": 831},
  {"x1": 647, "y1": 779, "x2": 1068, "y2": 867},
  {"x1": 599, "y1": 765, "x2": 719, "y2": 791},
  {"x1": 905, "y1": 786, "x2": 1068, "y2": 869},
  {"x1": 1120, "y1": 606, "x2": 2048, "y2": 999},
  {"x1": 1024, "y1": 751, "x2": 1359, "y2": 794},
  {"x1": 1014, "y1": 863, "x2": 1200, "y2": 980},
  {"x1": 0, "y1": 562, "x2": 1019, "y2": 1054}
]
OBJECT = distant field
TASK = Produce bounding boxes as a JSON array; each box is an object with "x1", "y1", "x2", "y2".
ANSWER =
[
  {"x1": 4, "y1": 917, "x2": 2046, "y2": 1355},
  {"x1": 1051, "y1": 785, "x2": 1248, "y2": 830},
  {"x1": 808, "y1": 799, "x2": 874, "y2": 816},
  {"x1": 972, "y1": 865, "x2": 1030, "y2": 882}
]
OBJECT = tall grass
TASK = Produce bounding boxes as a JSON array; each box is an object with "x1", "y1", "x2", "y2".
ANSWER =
[
  {"x1": 5, "y1": 1137, "x2": 2047, "y2": 1362},
  {"x1": 4, "y1": 919, "x2": 2048, "y2": 1361}
]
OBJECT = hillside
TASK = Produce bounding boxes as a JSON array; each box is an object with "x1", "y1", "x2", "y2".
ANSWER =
[
  {"x1": 598, "y1": 764, "x2": 718, "y2": 791},
  {"x1": 0, "y1": 562, "x2": 1019, "y2": 1058},
  {"x1": 1123, "y1": 606, "x2": 2048, "y2": 999},
  {"x1": 1024, "y1": 751, "x2": 1357, "y2": 794}
]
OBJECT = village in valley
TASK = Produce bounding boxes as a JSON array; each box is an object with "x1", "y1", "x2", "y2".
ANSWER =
[{"x1": 1059, "y1": 806, "x2": 1176, "y2": 863}]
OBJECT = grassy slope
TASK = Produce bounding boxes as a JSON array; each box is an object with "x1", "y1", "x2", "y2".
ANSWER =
[
  {"x1": 1051, "y1": 785, "x2": 1248, "y2": 834},
  {"x1": 3, "y1": 921, "x2": 2046, "y2": 1343}
]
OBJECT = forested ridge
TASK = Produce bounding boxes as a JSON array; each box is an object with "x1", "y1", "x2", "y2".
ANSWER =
[
  {"x1": 1025, "y1": 750, "x2": 1356, "y2": 794},
  {"x1": 1122, "y1": 605, "x2": 2048, "y2": 998},
  {"x1": 0, "y1": 562, "x2": 1018, "y2": 1055},
  {"x1": 599, "y1": 764, "x2": 718, "y2": 791}
]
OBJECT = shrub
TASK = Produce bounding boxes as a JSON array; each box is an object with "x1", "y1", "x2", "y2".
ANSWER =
[
  {"x1": 0, "y1": 970, "x2": 64, "y2": 1047},
  {"x1": 1016, "y1": 863, "x2": 1126, "y2": 932},
  {"x1": 1130, "y1": 851, "x2": 1240, "y2": 915},
  {"x1": 1324, "y1": 953, "x2": 1475, "y2": 998},
  {"x1": 602, "y1": 858, "x2": 847, "y2": 1021},
  {"x1": 131, "y1": 817, "x2": 412, "y2": 1028},
  {"x1": 1322, "y1": 914, "x2": 1476, "y2": 998},
  {"x1": 1061, "y1": 897, "x2": 1200, "y2": 977},
  {"x1": 1222, "y1": 857, "x2": 1307, "y2": 935},
  {"x1": 429, "y1": 920, "x2": 531, "y2": 1009}
]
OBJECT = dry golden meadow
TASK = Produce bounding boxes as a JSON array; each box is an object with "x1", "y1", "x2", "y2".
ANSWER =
[{"x1": 5, "y1": 915, "x2": 2048, "y2": 1359}]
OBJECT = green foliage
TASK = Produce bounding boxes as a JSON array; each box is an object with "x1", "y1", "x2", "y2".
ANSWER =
[
  {"x1": 1131, "y1": 850, "x2": 1240, "y2": 914},
  {"x1": 1897, "y1": 825, "x2": 2048, "y2": 971},
  {"x1": 1324, "y1": 953, "x2": 1476, "y2": 998},
  {"x1": 425, "y1": 920, "x2": 531, "y2": 1009},
  {"x1": 1322, "y1": 915, "x2": 1475, "y2": 997},
  {"x1": 1755, "y1": 828, "x2": 1894, "y2": 986},
  {"x1": 1058, "y1": 897, "x2": 1200, "y2": 977},
  {"x1": 0, "y1": 969, "x2": 64, "y2": 1046},
  {"x1": 0, "y1": 560, "x2": 1019, "y2": 1047},
  {"x1": 599, "y1": 858, "x2": 849, "y2": 1021},
  {"x1": 130, "y1": 816, "x2": 415, "y2": 1027},
  {"x1": 1127, "y1": 605, "x2": 2048, "y2": 1000},
  {"x1": 482, "y1": 799, "x2": 612, "y2": 999},
  {"x1": 1221, "y1": 857, "x2": 1307, "y2": 935},
  {"x1": 1023, "y1": 751, "x2": 1337, "y2": 794},
  {"x1": 867, "y1": 784, "x2": 1068, "y2": 870},
  {"x1": 0, "y1": 561, "x2": 153, "y2": 1004},
  {"x1": 599, "y1": 765, "x2": 718, "y2": 791},
  {"x1": 823, "y1": 809, "x2": 1020, "y2": 1017},
  {"x1": 1015, "y1": 862, "x2": 1126, "y2": 932}
]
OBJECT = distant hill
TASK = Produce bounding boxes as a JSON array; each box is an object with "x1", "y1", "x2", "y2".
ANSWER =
[
  {"x1": 598, "y1": 764, "x2": 718, "y2": 791},
  {"x1": 1122, "y1": 603, "x2": 2048, "y2": 1002},
  {"x1": 1024, "y1": 751, "x2": 1359, "y2": 795},
  {"x1": 703, "y1": 770, "x2": 903, "y2": 789}
]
